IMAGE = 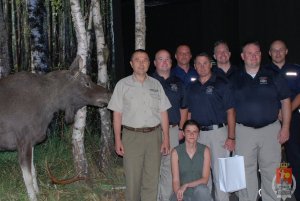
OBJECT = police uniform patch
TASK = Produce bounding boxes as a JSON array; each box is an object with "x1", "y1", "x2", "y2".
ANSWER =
[
  {"x1": 206, "y1": 86, "x2": 214, "y2": 94},
  {"x1": 170, "y1": 83, "x2": 178, "y2": 92},
  {"x1": 259, "y1": 77, "x2": 268, "y2": 85}
]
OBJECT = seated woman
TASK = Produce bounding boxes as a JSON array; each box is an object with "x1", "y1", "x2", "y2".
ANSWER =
[{"x1": 170, "y1": 119, "x2": 213, "y2": 201}]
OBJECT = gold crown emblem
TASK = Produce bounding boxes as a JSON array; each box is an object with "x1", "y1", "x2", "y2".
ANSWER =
[{"x1": 280, "y1": 162, "x2": 289, "y2": 168}]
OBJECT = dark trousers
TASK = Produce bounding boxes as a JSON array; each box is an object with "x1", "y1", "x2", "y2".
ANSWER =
[{"x1": 285, "y1": 111, "x2": 300, "y2": 200}]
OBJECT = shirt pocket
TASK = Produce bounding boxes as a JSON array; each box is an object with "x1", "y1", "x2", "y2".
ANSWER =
[
  {"x1": 123, "y1": 90, "x2": 135, "y2": 111},
  {"x1": 149, "y1": 90, "x2": 161, "y2": 111}
]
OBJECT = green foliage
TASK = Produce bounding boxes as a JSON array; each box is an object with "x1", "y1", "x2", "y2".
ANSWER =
[
  {"x1": 15, "y1": 0, "x2": 23, "y2": 7},
  {"x1": 0, "y1": 108, "x2": 124, "y2": 201},
  {"x1": 51, "y1": 0, "x2": 62, "y2": 16}
]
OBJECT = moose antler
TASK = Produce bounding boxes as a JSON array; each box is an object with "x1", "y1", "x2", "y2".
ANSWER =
[{"x1": 46, "y1": 161, "x2": 86, "y2": 185}]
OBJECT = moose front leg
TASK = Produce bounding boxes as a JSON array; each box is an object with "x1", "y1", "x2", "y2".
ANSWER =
[
  {"x1": 31, "y1": 147, "x2": 39, "y2": 193},
  {"x1": 19, "y1": 145, "x2": 38, "y2": 201}
]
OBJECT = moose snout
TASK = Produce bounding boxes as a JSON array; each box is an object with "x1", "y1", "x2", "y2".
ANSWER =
[{"x1": 95, "y1": 92, "x2": 111, "y2": 107}]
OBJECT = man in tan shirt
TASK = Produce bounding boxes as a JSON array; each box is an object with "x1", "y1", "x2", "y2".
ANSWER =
[{"x1": 108, "y1": 49, "x2": 171, "y2": 201}]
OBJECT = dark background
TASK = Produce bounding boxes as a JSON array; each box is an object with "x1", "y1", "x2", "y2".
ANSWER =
[{"x1": 113, "y1": 0, "x2": 300, "y2": 80}]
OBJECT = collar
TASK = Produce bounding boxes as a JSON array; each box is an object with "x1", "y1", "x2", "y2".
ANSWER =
[
  {"x1": 131, "y1": 73, "x2": 149, "y2": 83},
  {"x1": 269, "y1": 62, "x2": 282, "y2": 72},
  {"x1": 153, "y1": 71, "x2": 168, "y2": 79},
  {"x1": 197, "y1": 73, "x2": 217, "y2": 84},
  {"x1": 175, "y1": 65, "x2": 193, "y2": 73}
]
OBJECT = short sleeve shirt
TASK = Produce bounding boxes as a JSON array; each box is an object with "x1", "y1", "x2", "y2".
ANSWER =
[
  {"x1": 107, "y1": 74, "x2": 171, "y2": 128},
  {"x1": 152, "y1": 72, "x2": 187, "y2": 124},
  {"x1": 265, "y1": 63, "x2": 300, "y2": 100},
  {"x1": 230, "y1": 67, "x2": 290, "y2": 127},
  {"x1": 187, "y1": 74, "x2": 235, "y2": 126}
]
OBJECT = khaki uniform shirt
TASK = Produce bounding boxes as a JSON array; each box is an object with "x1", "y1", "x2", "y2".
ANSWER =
[{"x1": 108, "y1": 74, "x2": 171, "y2": 128}]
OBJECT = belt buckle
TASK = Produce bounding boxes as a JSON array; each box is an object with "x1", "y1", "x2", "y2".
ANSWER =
[
  {"x1": 201, "y1": 124, "x2": 223, "y2": 131},
  {"x1": 212, "y1": 125, "x2": 218, "y2": 130}
]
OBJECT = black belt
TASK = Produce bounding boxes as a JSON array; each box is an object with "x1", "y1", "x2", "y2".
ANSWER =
[
  {"x1": 237, "y1": 120, "x2": 276, "y2": 129},
  {"x1": 238, "y1": 123, "x2": 264, "y2": 129},
  {"x1": 200, "y1": 123, "x2": 224, "y2": 131},
  {"x1": 123, "y1": 124, "x2": 160, "y2": 133}
]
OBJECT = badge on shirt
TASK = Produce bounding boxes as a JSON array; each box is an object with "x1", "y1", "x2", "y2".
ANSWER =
[
  {"x1": 150, "y1": 89, "x2": 159, "y2": 93},
  {"x1": 170, "y1": 83, "x2": 178, "y2": 92},
  {"x1": 206, "y1": 86, "x2": 214, "y2": 94},
  {"x1": 149, "y1": 88, "x2": 159, "y2": 98},
  {"x1": 259, "y1": 77, "x2": 268, "y2": 85}
]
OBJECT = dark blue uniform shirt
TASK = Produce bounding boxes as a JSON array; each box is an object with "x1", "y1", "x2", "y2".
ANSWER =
[
  {"x1": 171, "y1": 65, "x2": 198, "y2": 87},
  {"x1": 187, "y1": 73, "x2": 234, "y2": 126},
  {"x1": 264, "y1": 63, "x2": 300, "y2": 100},
  {"x1": 152, "y1": 72, "x2": 187, "y2": 124},
  {"x1": 212, "y1": 65, "x2": 238, "y2": 79},
  {"x1": 230, "y1": 67, "x2": 290, "y2": 128}
]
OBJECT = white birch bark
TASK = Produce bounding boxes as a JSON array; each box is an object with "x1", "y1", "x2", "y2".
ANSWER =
[
  {"x1": 134, "y1": 0, "x2": 146, "y2": 49},
  {"x1": 69, "y1": 0, "x2": 89, "y2": 177},
  {"x1": 27, "y1": 0, "x2": 49, "y2": 74},
  {"x1": 91, "y1": 0, "x2": 114, "y2": 170},
  {"x1": 92, "y1": 0, "x2": 107, "y2": 86}
]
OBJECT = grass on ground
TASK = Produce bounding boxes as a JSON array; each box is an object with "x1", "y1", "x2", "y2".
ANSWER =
[{"x1": 0, "y1": 113, "x2": 125, "y2": 201}]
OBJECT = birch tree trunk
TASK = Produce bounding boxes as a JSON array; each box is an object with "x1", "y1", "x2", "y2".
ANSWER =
[
  {"x1": 0, "y1": 0, "x2": 11, "y2": 78},
  {"x1": 134, "y1": 0, "x2": 146, "y2": 49},
  {"x1": 70, "y1": 0, "x2": 89, "y2": 177},
  {"x1": 27, "y1": 0, "x2": 49, "y2": 74},
  {"x1": 91, "y1": 0, "x2": 114, "y2": 170},
  {"x1": 14, "y1": 1, "x2": 30, "y2": 72},
  {"x1": 86, "y1": 3, "x2": 93, "y2": 53}
]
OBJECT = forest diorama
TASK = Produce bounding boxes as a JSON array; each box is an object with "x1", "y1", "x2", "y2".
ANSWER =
[
  {"x1": 0, "y1": 0, "x2": 137, "y2": 200},
  {"x1": 0, "y1": 112, "x2": 125, "y2": 200}
]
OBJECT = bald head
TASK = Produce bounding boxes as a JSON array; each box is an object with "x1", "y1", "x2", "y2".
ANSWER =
[
  {"x1": 154, "y1": 49, "x2": 172, "y2": 77},
  {"x1": 155, "y1": 49, "x2": 171, "y2": 60},
  {"x1": 270, "y1": 40, "x2": 287, "y2": 50},
  {"x1": 269, "y1": 40, "x2": 288, "y2": 68}
]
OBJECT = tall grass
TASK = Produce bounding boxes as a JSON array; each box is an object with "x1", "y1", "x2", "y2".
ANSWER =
[{"x1": 0, "y1": 110, "x2": 125, "y2": 201}]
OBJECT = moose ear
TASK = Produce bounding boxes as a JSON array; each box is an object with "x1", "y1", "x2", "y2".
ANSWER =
[{"x1": 70, "y1": 55, "x2": 82, "y2": 74}]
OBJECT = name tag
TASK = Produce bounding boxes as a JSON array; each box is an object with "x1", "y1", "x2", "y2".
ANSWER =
[
  {"x1": 149, "y1": 89, "x2": 158, "y2": 92},
  {"x1": 259, "y1": 76, "x2": 268, "y2": 84}
]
